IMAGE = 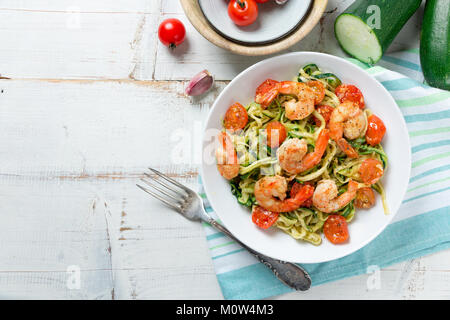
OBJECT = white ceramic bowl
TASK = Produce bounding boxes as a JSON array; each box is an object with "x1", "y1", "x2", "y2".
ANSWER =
[
  {"x1": 201, "y1": 52, "x2": 411, "y2": 263},
  {"x1": 198, "y1": 0, "x2": 312, "y2": 44}
]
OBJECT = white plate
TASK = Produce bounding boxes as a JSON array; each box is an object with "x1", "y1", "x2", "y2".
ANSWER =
[
  {"x1": 201, "y1": 52, "x2": 411, "y2": 263},
  {"x1": 198, "y1": 0, "x2": 312, "y2": 45}
]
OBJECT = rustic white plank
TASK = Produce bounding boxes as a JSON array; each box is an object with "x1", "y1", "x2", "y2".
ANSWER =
[
  {"x1": 278, "y1": 266, "x2": 450, "y2": 300},
  {"x1": 0, "y1": 0, "x2": 160, "y2": 13},
  {"x1": 0, "y1": 78, "x2": 224, "y2": 298},
  {"x1": 0, "y1": 8, "x2": 158, "y2": 80},
  {"x1": 0, "y1": 177, "x2": 114, "y2": 299},
  {"x1": 0, "y1": 0, "x2": 446, "y2": 301},
  {"x1": 0, "y1": 172, "x2": 223, "y2": 299},
  {"x1": 99, "y1": 176, "x2": 223, "y2": 299},
  {"x1": 0, "y1": 79, "x2": 225, "y2": 174},
  {"x1": 0, "y1": 270, "x2": 114, "y2": 300},
  {"x1": 0, "y1": 0, "x2": 424, "y2": 81}
]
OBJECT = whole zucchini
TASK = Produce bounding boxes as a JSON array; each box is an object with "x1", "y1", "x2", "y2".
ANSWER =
[
  {"x1": 335, "y1": 0, "x2": 422, "y2": 64},
  {"x1": 420, "y1": 0, "x2": 450, "y2": 90}
]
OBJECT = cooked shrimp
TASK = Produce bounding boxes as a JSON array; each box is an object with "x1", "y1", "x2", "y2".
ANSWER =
[
  {"x1": 255, "y1": 79, "x2": 280, "y2": 109},
  {"x1": 312, "y1": 179, "x2": 359, "y2": 213},
  {"x1": 254, "y1": 175, "x2": 314, "y2": 212},
  {"x1": 277, "y1": 129, "x2": 330, "y2": 175},
  {"x1": 329, "y1": 101, "x2": 366, "y2": 158},
  {"x1": 216, "y1": 132, "x2": 239, "y2": 180},
  {"x1": 278, "y1": 81, "x2": 316, "y2": 120}
]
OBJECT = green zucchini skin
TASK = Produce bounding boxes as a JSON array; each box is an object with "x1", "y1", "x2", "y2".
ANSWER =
[
  {"x1": 336, "y1": 0, "x2": 422, "y2": 63},
  {"x1": 420, "y1": 0, "x2": 450, "y2": 90}
]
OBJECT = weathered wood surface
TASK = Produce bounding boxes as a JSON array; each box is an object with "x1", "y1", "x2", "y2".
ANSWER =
[{"x1": 1, "y1": 0, "x2": 448, "y2": 300}]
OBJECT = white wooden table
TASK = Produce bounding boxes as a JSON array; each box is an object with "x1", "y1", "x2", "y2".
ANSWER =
[{"x1": 1, "y1": 0, "x2": 449, "y2": 300}]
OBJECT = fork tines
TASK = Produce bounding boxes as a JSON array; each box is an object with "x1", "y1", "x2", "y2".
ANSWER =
[{"x1": 137, "y1": 168, "x2": 188, "y2": 211}]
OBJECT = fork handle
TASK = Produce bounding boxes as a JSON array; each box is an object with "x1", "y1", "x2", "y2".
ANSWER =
[{"x1": 208, "y1": 219, "x2": 311, "y2": 291}]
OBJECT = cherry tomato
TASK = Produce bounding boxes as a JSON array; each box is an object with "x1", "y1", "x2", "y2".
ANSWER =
[
  {"x1": 255, "y1": 79, "x2": 280, "y2": 108},
  {"x1": 366, "y1": 114, "x2": 386, "y2": 146},
  {"x1": 252, "y1": 206, "x2": 279, "y2": 229},
  {"x1": 228, "y1": 0, "x2": 258, "y2": 27},
  {"x1": 359, "y1": 158, "x2": 384, "y2": 185},
  {"x1": 313, "y1": 104, "x2": 334, "y2": 127},
  {"x1": 307, "y1": 81, "x2": 325, "y2": 105},
  {"x1": 224, "y1": 102, "x2": 248, "y2": 131},
  {"x1": 266, "y1": 121, "x2": 287, "y2": 148},
  {"x1": 323, "y1": 215, "x2": 349, "y2": 244},
  {"x1": 158, "y1": 18, "x2": 186, "y2": 49},
  {"x1": 290, "y1": 182, "x2": 313, "y2": 208},
  {"x1": 354, "y1": 187, "x2": 376, "y2": 209},
  {"x1": 335, "y1": 84, "x2": 365, "y2": 109}
]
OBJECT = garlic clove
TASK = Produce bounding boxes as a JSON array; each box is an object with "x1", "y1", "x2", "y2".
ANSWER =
[{"x1": 185, "y1": 70, "x2": 214, "y2": 96}]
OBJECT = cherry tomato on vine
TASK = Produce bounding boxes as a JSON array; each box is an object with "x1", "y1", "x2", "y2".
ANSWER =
[
  {"x1": 323, "y1": 215, "x2": 349, "y2": 244},
  {"x1": 228, "y1": 0, "x2": 258, "y2": 27},
  {"x1": 158, "y1": 18, "x2": 186, "y2": 49}
]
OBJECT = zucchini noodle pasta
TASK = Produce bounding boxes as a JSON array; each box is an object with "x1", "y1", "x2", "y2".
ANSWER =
[{"x1": 217, "y1": 64, "x2": 389, "y2": 246}]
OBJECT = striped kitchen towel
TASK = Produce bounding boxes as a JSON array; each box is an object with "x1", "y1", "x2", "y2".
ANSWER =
[{"x1": 199, "y1": 49, "x2": 450, "y2": 300}]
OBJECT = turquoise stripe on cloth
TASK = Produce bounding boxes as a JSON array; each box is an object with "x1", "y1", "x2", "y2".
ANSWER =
[
  {"x1": 379, "y1": 55, "x2": 421, "y2": 72},
  {"x1": 404, "y1": 110, "x2": 450, "y2": 123},
  {"x1": 381, "y1": 78, "x2": 428, "y2": 91},
  {"x1": 200, "y1": 50, "x2": 450, "y2": 300},
  {"x1": 412, "y1": 140, "x2": 450, "y2": 153}
]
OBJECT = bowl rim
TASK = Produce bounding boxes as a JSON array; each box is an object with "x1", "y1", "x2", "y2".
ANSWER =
[
  {"x1": 180, "y1": 0, "x2": 329, "y2": 56},
  {"x1": 200, "y1": 51, "x2": 412, "y2": 263}
]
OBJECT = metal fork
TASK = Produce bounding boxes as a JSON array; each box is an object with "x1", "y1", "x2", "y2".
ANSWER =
[{"x1": 137, "y1": 167, "x2": 311, "y2": 291}]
